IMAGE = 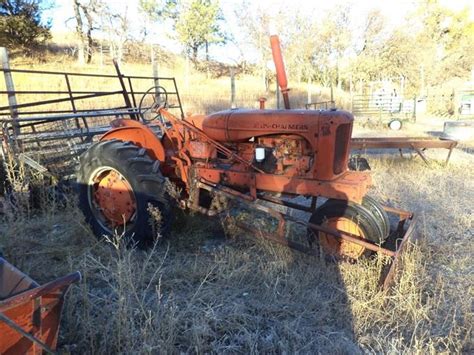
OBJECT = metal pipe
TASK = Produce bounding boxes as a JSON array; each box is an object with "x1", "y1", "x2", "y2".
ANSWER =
[
  {"x1": 0, "y1": 67, "x2": 178, "y2": 81},
  {"x1": 257, "y1": 193, "x2": 314, "y2": 212},
  {"x1": 306, "y1": 222, "x2": 396, "y2": 257},
  {"x1": 113, "y1": 59, "x2": 137, "y2": 120},
  {"x1": 0, "y1": 91, "x2": 124, "y2": 112},
  {"x1": 270, "y1": 35, "x2": 290, "y2": 109},
  {"x1": 0, "y1": 108, "x2": 138, "y2": 123}
]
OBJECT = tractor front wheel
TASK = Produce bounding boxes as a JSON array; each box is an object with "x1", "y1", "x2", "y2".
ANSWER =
[
  {"x1": 76, "y1": 139, "x2": 172, "y2": 246},
  {"x1": 308, "y1": 198, "x2": 389, "y2": 260}
]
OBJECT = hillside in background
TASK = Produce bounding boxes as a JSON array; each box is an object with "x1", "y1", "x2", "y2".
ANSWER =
[{"x1": 3, "y1": 33, "x2": 349, "y2": 116}]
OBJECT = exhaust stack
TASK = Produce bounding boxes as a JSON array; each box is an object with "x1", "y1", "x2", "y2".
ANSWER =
[{"x1": 270, "y1": 35, "x2": 290, "y2": 109}]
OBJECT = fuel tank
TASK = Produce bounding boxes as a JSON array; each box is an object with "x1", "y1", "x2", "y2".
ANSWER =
[{"x1": 202, "y1": 108, "x2": 352, "y2": 143}]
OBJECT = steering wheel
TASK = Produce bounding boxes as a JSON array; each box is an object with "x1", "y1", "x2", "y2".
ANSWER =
[{"x1": 138, "y1": 86, "x2": 168, "y2": 123}]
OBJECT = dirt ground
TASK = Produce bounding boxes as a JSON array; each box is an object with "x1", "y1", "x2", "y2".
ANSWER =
[{"x1": 0, "y1": 116, "x2": 472, "y2": 353}]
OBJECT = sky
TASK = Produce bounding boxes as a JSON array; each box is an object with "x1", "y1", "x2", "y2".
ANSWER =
[{"x1": 44, "y1": 0, "x2": 473, "y2": 64}]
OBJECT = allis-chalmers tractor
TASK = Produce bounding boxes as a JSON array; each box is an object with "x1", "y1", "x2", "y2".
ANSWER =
[{"x1": 77, "y1": 36, "x2": 416, "y2": 286}]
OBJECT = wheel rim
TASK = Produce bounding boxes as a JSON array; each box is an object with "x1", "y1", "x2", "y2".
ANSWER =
[
  {"x1": 88, "y1": 167, "x2": 137, "y2": 232},
  {"x1": 389, "y1": 119, "x2": 402, "y2": 130},
  {"x1": 319, "y1": 217, "x2": 367, "y2": 259}
]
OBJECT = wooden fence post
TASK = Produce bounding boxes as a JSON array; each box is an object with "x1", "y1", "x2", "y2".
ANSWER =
[
  {"x1": 330, "y1": 81, "x2": 335, "y2": 109},
  {"x1": 230, "y1": 69, "x2": 236, "y2": 109},
  {"x1": 307, "y1": 77, "x2": 312, "y2": 105},
  {"x1": 0, "y1": 47, "x2": 19, "y2": 135},
  {"x1": 151, "y1": 44, "x2": 159, "y2": 88}
]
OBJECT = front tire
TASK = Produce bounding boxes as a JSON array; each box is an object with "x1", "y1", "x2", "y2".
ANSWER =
[
  {"x1": 76, "y1": 139, "x2": 172, "y2": 246},
  {"x1": 308, "y1": 198, "x2": 388, "y2": 260}
]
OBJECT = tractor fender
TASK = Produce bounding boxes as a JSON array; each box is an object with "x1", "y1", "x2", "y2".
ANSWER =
[{"x1": 100, "y1": 119, "x2": 165, "y2": 162}]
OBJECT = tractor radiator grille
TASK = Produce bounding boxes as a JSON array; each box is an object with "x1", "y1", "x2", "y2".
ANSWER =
[{"x1": 333, "y1": 123, "x2": 351, "y2": 175}]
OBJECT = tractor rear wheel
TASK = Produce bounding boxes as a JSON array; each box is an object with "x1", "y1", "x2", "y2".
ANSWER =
[
  {"x1": 308, "y1": 198, "x2": 389, "y2": 260},
  {"x1": 76, "y1": 139, "x2": 172, "y2": 246}
]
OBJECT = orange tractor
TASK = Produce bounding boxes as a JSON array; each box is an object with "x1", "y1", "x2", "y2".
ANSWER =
[{"x1": 76, "y1": 36, "x2": 416, "y2": 285}]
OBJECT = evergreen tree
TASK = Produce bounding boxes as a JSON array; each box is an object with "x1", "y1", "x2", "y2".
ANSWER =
[
  {"x1": 143, "y1": 0, "x2": 226, "y2": 61},
  {"x1": 0, "y1": 0, "x2": 51, "y2": 49},
  {"x1": 174, "y1": 0, "x2": 226, "y2": 61}
]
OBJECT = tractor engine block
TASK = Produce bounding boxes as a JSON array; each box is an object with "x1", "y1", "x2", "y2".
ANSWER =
[{"x1": 254, "y1": 135, "x2": 312, "y2": 175}]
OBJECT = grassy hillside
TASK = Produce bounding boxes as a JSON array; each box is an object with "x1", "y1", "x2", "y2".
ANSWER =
[{"x1": 3, "y1": 49, "x2": 349, "y2": 116}]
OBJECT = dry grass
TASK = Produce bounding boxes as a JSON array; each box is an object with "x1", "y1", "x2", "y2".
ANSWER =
[{"x1": 0, "y1": 141, "x2": 472, "y2": 353}]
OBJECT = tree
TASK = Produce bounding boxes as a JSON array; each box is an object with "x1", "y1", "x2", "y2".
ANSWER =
[
  {"x1": 72, "y1": 0, "x2": 102, "y2": 64},
  {"x1": 351, "y1": 10, "x2": 389, "y2": 84},
  {"x1": 312, "y1": 4, "x2": 353, "y2": 89},
  {"x1": 100, "y1": 3, "x2": 131, "y2": 65},
  {"x1": 0, "y1": 0, "x2": 51, "y2": 50},
  {"x1": 283, "y1": 12, "x2": 318, "y2": 85},
  {"x1": 373, "y1": 0, "x2": 474, "y2": 94},
  {"x1": 414, "y1": 0, "x2": 474, "y2": 86},
  {"x1": 139, "y1": 0, "x2": 176, "y2": 23},
  {"x1": 139, "y1": 0, "x2": 226, "y2": 61},
  {"x1": 173, "y1": 0, "x2": 226, "y2": 61},
  {"x1": 234, "y1": 1, "x2": 283, "y2": 89},
  {"x1": 238, "y1": 2, "x2": 355, "y2": 89}
]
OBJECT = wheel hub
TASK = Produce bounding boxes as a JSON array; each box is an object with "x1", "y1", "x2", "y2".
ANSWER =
[
  {"x1": 319, "y1": 217, "x2": 366, "y2": 259},
  {"x1": 92, "y1": 169, "x2": 137, "y2": 227}
]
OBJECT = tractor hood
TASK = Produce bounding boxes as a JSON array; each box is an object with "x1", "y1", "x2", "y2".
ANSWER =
[{"x1": 201, "y1": 108, "x2": 353, "y2": 142}]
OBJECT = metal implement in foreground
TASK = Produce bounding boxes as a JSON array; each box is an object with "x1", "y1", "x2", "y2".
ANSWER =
[
  {"x1": 73, "y1": 35, "x2": 418, "y2": 289},
  {"x1": 0, "y1": 258, "x2": 81, "y2": 354}
]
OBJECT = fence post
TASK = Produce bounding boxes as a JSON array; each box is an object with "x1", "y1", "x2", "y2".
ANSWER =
[
  {"x1": 276, "y1": 80, "x2": 280, "y2": 109},
  {"x1": 185, "y1": 56, "x2": 190, "y2": 89},
  {"x1": 0, "y1": 47, "x2": 19, "y2": 135},
  {"x1": 307, "y1": 77, "x2": 312, "y2": 105},
  {"x1": 413, "y1": 96, "x2": 416, "y2": 122},
  {"x1": 230, "y1": 69, "x2": 236, "y2": 109},
  {"x1": 330, "y1": 81, "x2": 335, "y2": 109},
  {"x1": 151, "y1": 44, "x2": 159, "y2": 88},
  {"x1": 151, "y1": 45, "x2": 161, "y2": 108},
  {"x1": 349, "y1": 74, "x2": 353, "y2": 111}
]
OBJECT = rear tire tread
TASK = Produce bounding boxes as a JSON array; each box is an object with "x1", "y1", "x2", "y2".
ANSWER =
[{"x1": 76, "y1": 139, "x2": 172, "y2": 246}]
